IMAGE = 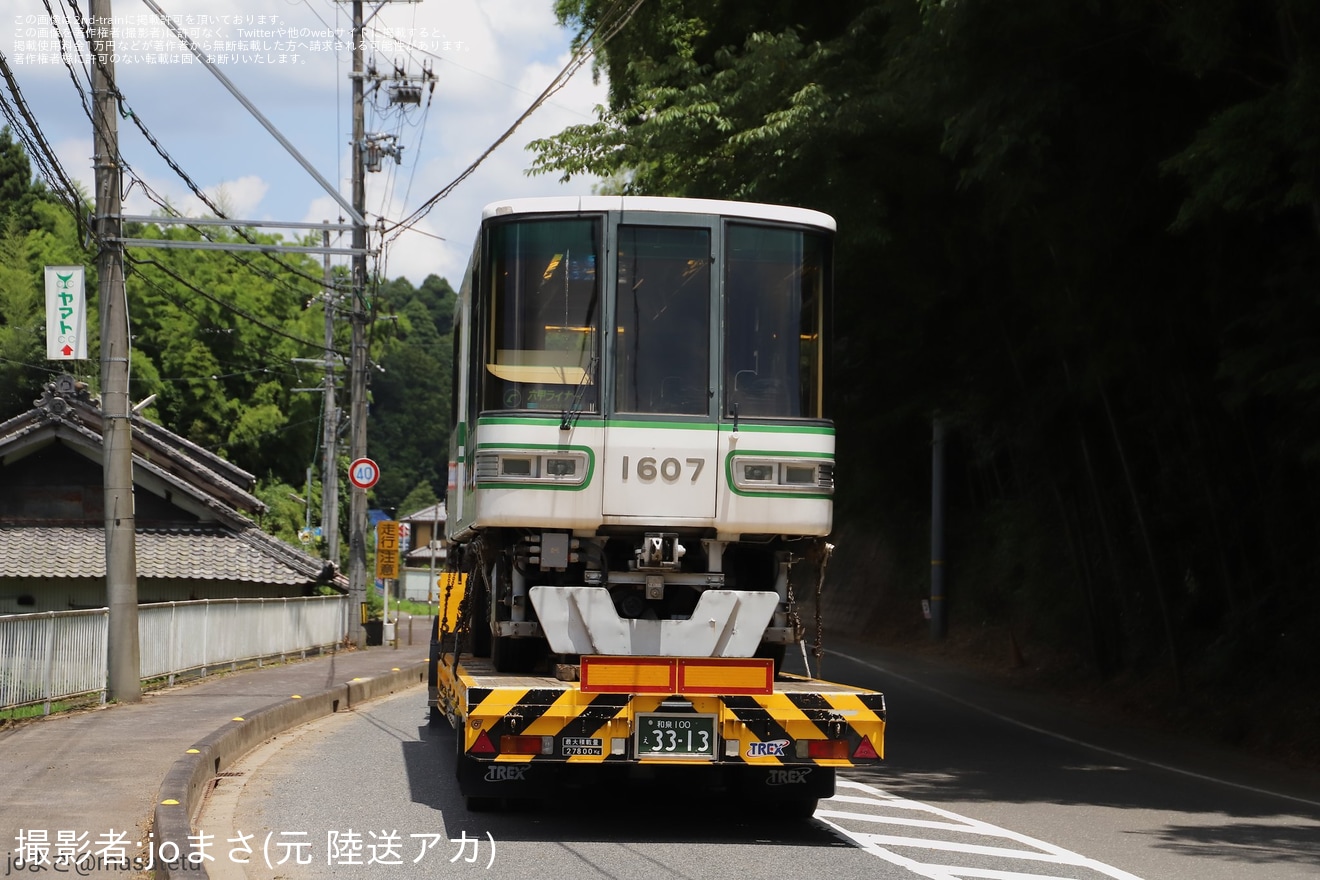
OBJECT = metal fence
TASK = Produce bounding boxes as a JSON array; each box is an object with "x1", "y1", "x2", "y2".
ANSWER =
[{"x1": 0, "y1": 596, "x2": 348, "y2": 713}]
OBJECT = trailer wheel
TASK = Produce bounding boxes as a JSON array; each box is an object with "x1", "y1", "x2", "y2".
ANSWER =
[
  {"x1": 464, "y1": 795, "x2": 501, "y2": 813},
  {"x1": 784, "y1": 796, "x2": 819, "y2": 820}
]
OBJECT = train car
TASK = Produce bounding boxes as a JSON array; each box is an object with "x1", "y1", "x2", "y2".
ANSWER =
[{"x1": 445, "y1": 196, "x2": 837, "y2": 672}]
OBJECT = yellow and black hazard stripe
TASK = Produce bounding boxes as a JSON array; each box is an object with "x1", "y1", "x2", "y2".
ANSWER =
[
  {"x1": 721, "y1": 691, "x2": 885, "y2": 764},
  {"x1": 454, "y1": 680, "x2": 885, "y2": 767}
]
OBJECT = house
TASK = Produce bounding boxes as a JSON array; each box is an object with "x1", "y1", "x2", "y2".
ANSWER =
[
  {"x1": 0, "y1": 375, "x2": 344, "y2": 614},
  {"x1": 398, "y1": 502, "x2": 447, "y2": 603}
]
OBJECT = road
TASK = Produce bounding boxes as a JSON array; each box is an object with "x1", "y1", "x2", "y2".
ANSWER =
[{"x1": 198, "y1": 645, "x2": 1320, "y2": 879}]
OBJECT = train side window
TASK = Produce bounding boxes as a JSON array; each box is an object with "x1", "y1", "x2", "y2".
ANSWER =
[{"x1": 724, "y1": 224, "x2": 827, "y2": 419}]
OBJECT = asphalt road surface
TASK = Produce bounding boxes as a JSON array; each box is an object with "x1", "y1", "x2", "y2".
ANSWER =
[{"x1": 198, "y1": 645, "x2": 1320, "y2": 880}]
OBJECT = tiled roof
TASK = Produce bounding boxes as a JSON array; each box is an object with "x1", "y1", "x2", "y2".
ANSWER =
[
  {"x1": 401, "y1": 502, "x2": 446, "y2": 524},
  {"x1": 0, "y1": 380, "x2": 265, "y2": 517},
  {"x1": 0, "y1": 378, "x2": 343, "y2": 591},
  {"x1": 0, "y1": 525, "x2": 334, "y2": 585}
]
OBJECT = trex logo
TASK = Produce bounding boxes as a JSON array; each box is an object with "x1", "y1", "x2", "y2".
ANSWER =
[
  {"x1": 746, "y1": 739, "x2": 790, "y2": 758},
  {"x1": 483, "y1": 765, "x2": 528, "y2": 783},
  {"x1": 766, "y1": 768, "x2": 813, "y2": 786}
]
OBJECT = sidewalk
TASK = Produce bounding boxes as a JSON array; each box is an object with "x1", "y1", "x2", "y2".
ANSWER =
[{"x1": 0, "y1": 625, "x2": 433, "y2": 878}]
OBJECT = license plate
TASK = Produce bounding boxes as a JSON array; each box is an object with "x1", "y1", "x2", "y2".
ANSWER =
[{"x1": 635, "y1": 713, "x2": 717, "y2": 760}]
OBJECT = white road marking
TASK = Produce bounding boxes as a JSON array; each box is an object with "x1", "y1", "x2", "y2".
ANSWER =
[
  {"x1": 830, "y1": 648, "x2": 1320, "y2": 810},
  {"x1": 817, "y1": 779, "x2": 1146, "y2": 880}
]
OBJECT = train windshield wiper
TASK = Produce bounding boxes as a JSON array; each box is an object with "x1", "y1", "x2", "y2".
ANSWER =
[{"x1": 561, "y1": 354, "x2": 598, "y2": 431}]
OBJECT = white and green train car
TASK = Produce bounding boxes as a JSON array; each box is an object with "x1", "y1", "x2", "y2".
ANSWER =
[{"x1": 445, "y1": 196, "x2": 837, "y2": 673}]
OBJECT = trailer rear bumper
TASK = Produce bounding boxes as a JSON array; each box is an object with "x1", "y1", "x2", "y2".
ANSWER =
[{"x1": 455, "y1": 750, "x2": 836, "y2": 805}]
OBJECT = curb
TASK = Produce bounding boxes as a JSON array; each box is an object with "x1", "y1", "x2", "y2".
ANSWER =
[{"x1": 151, "y1": 660, "x2": 428, "y2": 879}]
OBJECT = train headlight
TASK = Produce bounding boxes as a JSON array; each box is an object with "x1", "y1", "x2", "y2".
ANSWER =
[
  {"x1": 545, "y1": 457, "x2": 577, "y2": 477},
  {"x1": 730, "y1": 456, "x2": 834, "y2": 494},
  {"x1": 475, "y1": 450, "x2": 589, "y2": 485}
]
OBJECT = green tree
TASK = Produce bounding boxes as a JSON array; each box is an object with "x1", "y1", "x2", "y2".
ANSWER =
[
  {"x1": 533, "y1": 0, "x2": 1320, "y2": 716},
  {"x1": 368, "y1": 283, "x2": 454, "y2": 511},
  {"x1": 0, "y1": 125, "x2": 51, "y2": 230}
]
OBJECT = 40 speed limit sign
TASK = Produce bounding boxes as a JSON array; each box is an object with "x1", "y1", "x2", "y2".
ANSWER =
[{"x1": 348, "y1": 458, "x2": 380, "y2": 490}]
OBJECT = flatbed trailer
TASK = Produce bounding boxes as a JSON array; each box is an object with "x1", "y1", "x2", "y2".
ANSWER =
[
  {"x1": 429, "y1": 628, "x2": 886, "y2": 813},
  {"x1": 429, "y1": 196, "x2": 886, "y2": 815}
]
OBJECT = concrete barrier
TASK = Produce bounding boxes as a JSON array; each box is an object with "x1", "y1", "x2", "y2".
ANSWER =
[
  {"x1": 346, "y1": 662, "x2": 429, "y2": 707},
  {"x1": 152, "y1": 659, "x2": 428, "y2": 879}
]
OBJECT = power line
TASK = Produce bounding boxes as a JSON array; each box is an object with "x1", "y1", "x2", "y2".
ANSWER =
[
  {"x1": 379, "y1": 0, "x2": 646, "y2": 242},
  {"x1": 0, "y1": 51, "x2": 90, "y2": 232},
  {"x1": 61, "y1": 0, "x2": 358, "y2": 297},
  {"x1": 126, "y1": 253, "x2": 350, "y2": 357}
]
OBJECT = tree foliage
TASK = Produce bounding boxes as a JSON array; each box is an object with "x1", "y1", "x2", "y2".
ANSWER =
[
  {"x1": 535, "y1": 1, "x2": 1320, "y2": 716},
  {"x1": 369, "y1": 273, "x2": 455, "y2": 511},
  {"x1": 0, "y1": 141, "x2": 457, "y2": 564}
]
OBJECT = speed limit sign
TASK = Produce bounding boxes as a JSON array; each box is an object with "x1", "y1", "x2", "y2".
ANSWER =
[{"x1": 348, "y1": 457, "x2": 380, "y2": 490}]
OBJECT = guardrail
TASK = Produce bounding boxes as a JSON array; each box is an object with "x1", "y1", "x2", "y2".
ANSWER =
[{"x1": 0, "y1": 596, "x2": 348, "y2": 713}]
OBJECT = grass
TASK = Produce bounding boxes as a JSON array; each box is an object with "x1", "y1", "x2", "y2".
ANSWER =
[{"x1": 0, "y1": 698, "x2": 85, "y2": 723}]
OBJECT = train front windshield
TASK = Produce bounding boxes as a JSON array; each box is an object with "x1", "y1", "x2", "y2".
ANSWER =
[
  {"x1": 483, "y1": 218, "x2": 602, "y2": 413},
  {"x1": 480, "y1": 215, "x2": 828, "y2": 422}
]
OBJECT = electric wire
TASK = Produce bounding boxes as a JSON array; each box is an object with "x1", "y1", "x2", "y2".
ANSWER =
[
  {"x1": 126, "y1": 253, "x2": 349, "y2": 357},
  {"x1": 126, "y1": 268, "x2": 322, "y2": 385},
  {"x1": 379, "y1": 0, "x2": 646, "y2": 242},
  {"x1": 62, "y1": 0, "x2": 355, "y2": 296},
  {"x1": 0, "y1": 52, "x2": 90, "y2": 232}
]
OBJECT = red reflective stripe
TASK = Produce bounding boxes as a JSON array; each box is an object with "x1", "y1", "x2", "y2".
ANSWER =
[
  {"x1": 852, "y1": 736, "x2": 879, "y2": 760},
  {"x1": 470, "y1": 730, "x2": 497, "y2": 756}
]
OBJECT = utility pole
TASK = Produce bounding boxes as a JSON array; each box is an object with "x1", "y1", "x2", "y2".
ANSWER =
[
  {"x1": 347, "y1": 0, "x2": 369, "y2": 647},
  {"x1": 91, "y1": 0, "x2": 140, "y2": 701},
  {"x1": 341, "y1": 0, "x2": 432, "y2": 646},
  {"x1": 930, "y1": 418, "x2": 947, "y2": 640},
  {"x1": 321, "y1": 226, "x2": 341, "y2": 564}
]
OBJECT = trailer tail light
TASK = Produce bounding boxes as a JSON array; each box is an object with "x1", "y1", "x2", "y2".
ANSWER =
[
  {"x1": 806, "y1": 739, "x2": 849, "y2": 760},
  {"x1": 500, "y1": 735, "x2": 553, "y2": 756}
]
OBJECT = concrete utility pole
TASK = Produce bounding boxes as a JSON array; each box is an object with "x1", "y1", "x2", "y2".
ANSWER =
[
  {"x1": 347, "y1": 0, "x2": 369, "y2": 647},
  {"x1": 321, "y1": 227, "x2": 341, "y2": 564},
  {"x1": 91, "y1": 0, "x2": 141, "y2": 701},
  {"x1": 930, "y1": 418, "x2": 947, "y2": 640}
]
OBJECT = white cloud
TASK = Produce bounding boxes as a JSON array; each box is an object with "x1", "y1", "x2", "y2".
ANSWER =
[
  {"x1": 203, "y1": 174, "x2": 269, "y2": 217},
  {"x1": 3, "y1": 0, "x2": 607, "y2": 287}
]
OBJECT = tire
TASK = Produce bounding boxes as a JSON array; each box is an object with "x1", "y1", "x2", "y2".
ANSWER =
[
  {"x1": 464, "y1": 795, "x2": 501, "y2": 812},
  {"x1": 784, "y1": 796, "x2": 819, "y2": 820}
]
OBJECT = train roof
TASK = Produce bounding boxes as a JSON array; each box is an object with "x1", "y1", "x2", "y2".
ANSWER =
[{"x1": 481, "y1": 196, "x2": 836, "y2": 232}]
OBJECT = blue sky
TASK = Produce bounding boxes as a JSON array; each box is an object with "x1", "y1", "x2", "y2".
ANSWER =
[{"x1": 4, "y1": 0, "x2": 607, "y2": 286}]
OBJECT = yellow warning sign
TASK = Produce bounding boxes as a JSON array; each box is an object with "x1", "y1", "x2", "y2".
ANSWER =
[{"x1": 376, "y1": 521, "x2": 399, "y2": 579}]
